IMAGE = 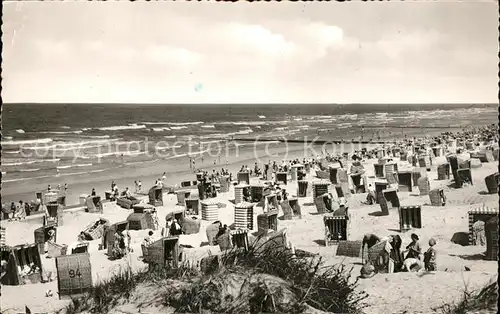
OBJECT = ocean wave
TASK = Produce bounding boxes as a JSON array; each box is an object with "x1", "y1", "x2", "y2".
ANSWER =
[
  {"x1": 2, "y1": 138, "x2": 53, "y2": 146},
  {"x1": 21, "y1": 139, "x2": 120, "y2": 151},
  {"x1": 170, "y1": 126, "x2": 188, "y2": 130},
  {"x1": 3, "y1": 167, "x2": 113, "y2": 183},
  {"x1": 51, "y1": 144, "x2": 108, "y2": 152},
  {"x1": 19, "y1": 168, "x2": 40, "y2": 172},
  {"x1": 94, "y1": 151, "x2": 147, "y2": 158},
  {"x1": 57, "y1": 163, "x2": 92, "y2": 170},
  {"x1": 60, "y1": 126, "x2": 71, "y2": 129},
  {"x1": 83, "y1": 135, "x2": 111, "y2": 139},
  {"x1": 164, "y1": 135, "x2": 177, "y2": 139},
  {"x1": 258, "y1": 115, "x2": 266, "y2": 119},
  {"x1": 142, "y1": 121, "x2": 204, "y2": 126},
  {"x1": 4, "y1": 136, "x2": 13, "y2": 140},
  {"x1": 98, "y1": 124, "x2": 146, "y2": 131},
  {"x1": 198, "y1": 133, "x2": 226, "y2": 139},
  {"x1": 2, "y1": 158, "x2": 61, "y2": 166},
  {"x1": 2, "y1": 161, "x2": 36, "y2": 166},
  {"x1": 4, "y1": 150, "x2": 20, "y2": 154},
  {"x1": 245, "y1": 141, "x2": 281, "y2": 146},
  {"x1": 152, "y1": 127, "x2": 171, "y2": 132},
  {"x1": 3, "y1": 174, "x2": 54, "y2": 183},
  {"x1": 45, "y1": 130, "x2": 83, "y2": 134},
  {"x1": 201, "y1": 125, "x2": 215, "y2": 128},
  {"x1": 217, "y1": 121, "x2": 268, "y2": 126},
  {"x1": 229, "y1": 128, "x2": 253, "y2": 136},
  {"x1": 305, "y1": 115, "x2": 333, "y2": 119},
  {"x1": 199, "y1": 140, "x2": 222, "y2": 145},
  {"x1": 16, "y1": 129, "x2": 25, "y2": 134}
]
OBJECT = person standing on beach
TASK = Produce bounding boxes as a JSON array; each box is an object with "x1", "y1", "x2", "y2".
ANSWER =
[
  {"x1": 424, "y1": 238, "x2": 437, "y2": 271},
  {"x1": 138, "y1": 180, "x2": 142, "y2": 193},
  {"x1": 162, "y1": 172, "x2": 167, "y2": 182},
  {"x1": 385, "y1": 236, "x2": 395, "y2": 273},
  {"x1": 91, "y1": 188, "x2": 96, "y2": 196},
  {"x1": 64, "y1": 183, "x2": 68, "y2": 193}
]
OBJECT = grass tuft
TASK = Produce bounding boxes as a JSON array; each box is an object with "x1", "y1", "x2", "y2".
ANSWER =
[{"x1": 62, "y1": 235, "x2": 368, "y2": 313}]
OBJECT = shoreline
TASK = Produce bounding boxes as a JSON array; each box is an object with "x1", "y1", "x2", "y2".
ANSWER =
[
  {"x1": 2, "y1": 143, "x2": 311, "y2": 205},
  {"x1": 1, "y1": 123, "x2": 498, "y2": 314}
]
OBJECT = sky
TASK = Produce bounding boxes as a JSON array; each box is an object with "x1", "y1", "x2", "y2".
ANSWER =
[{"x1": 2, "y1": 1, "x2": 498, "y2": 104}]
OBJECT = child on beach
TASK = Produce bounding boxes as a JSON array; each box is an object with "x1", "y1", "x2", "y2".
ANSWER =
[
  {"x1": 405, "y1": 233, "x2": 422, "y2": 260},
  {"x1": 424, "y1": 238, "x2": 437, "y2": 271},
  {"x1": 365, "y1": 184, "x2": 377, "y2": 205}
]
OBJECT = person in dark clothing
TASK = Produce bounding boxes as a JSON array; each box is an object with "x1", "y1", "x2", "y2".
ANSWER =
[
  {"x1": 91, "y1": 188, "x2": 96, "y2": 196},
  {"x1": 169, "y1": 219, "x2": 183, "y2": 236},
  {"x1": 282, "y1": 189, "x2": 288, "y2": 201},
  {"x1": 391, "y1": 235, "x2": 403, "y2": 271},
  {"x1": 405, "y1": 233, "x2": 422, "y2": 260},
  {"x1": 361, "y1": 233, "x2": 381, "y2": 264}
]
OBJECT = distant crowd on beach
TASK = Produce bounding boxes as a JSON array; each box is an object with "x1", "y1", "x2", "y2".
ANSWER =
[
  {"x1": 2, "y1": 124, "x2": 497, "y2": 222},
  {"x1": 1, "y1": 183, "x2": 69, "y2": 221}
]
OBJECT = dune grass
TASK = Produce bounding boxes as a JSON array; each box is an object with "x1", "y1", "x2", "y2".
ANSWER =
[
  {"x1": 434, "y1": 279, "x2": 498, "y2": 314},
  {"x1": 62, "y1": 237, "x2": 368, "y2": 314}
]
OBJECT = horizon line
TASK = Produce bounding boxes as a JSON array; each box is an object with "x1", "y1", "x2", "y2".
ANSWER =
[{"x1": 3, "y1": 102, "x2": 498, "y2": 106}]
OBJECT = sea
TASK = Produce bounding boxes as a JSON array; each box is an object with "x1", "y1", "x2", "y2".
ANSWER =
[{"x1": 1, "y1": 103, "x2": 497, "y2": 202}]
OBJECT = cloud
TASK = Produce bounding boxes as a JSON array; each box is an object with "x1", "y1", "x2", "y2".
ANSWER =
[
  {"x1": 1, "y1": 1, "x2": 497, "y2": 103},
  {"x1": 224, "y1": 23, "x2": 296, "y2": 58},
  {"x1": 145, "y1": 45, "x2": 202, "y2": 67},
  {"x1": 374, "y1": 29, "x2": 442, "y2": 59}
]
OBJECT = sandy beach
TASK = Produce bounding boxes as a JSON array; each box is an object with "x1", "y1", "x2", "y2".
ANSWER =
[{"x1": 1, "y1": 128, "x2": 498, "y2": 314}]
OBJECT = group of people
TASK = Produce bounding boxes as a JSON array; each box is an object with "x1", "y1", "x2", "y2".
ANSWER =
[
  {"x1": 110, "y1": 229, "x2": 132, "y2": 260},
  {"x1": 47, "y1": 183, "x2": 68, "y2": 193},
  {"x1": 2, "y1": 200, "x2": 34, "y2": 221},
  {"x1": 1, "y1": 183, "x2": 71, "y2": 221},
  {"x1": 133, "y1": 180, "x2": 143, "y2": 193},
  {"x1": 361, "y1": 233, "x2": 437, "y2": 278},
  {"x1": 197, "y1": 168, "x2": 232, "y2": 185},
  {"x1": 141, "y1": 217, "x2": 184, "y2": 256}
]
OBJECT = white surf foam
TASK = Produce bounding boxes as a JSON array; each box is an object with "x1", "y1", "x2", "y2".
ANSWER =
[
  {"x1": 2, "y1": 138, "x2": 53, "y2": 146},
  {"x1": 98, "y1": 124, "x2": 146, "y2": 131}
]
